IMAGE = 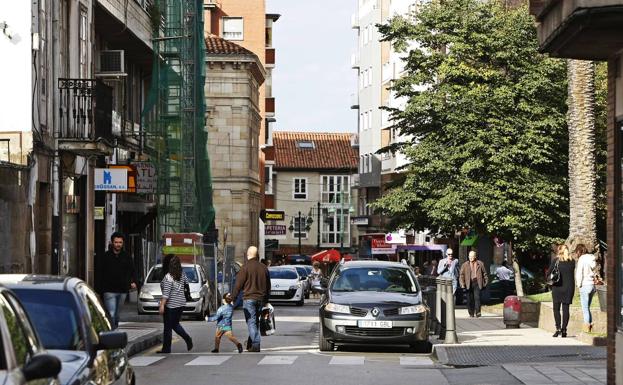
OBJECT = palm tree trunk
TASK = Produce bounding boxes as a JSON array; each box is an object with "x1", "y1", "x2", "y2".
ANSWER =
[
  {"x1": 566, "y1": 59, "x2": 597, "y2": 253},
  {"x1": 509, "y1": 242, "x2": 524, "y2": 297}
]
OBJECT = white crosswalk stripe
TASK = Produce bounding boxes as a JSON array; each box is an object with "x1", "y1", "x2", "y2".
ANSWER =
[
  {"x1": 400, "y1": 356, "x2": 434, "y2": 366},
  {"x1": 185, "y1": 356, "x2": 232, "y2": 366},
  {"x1": 328, "y1": 356, "x2": 364, "y2": 365},
  {"x1": 257, "y1": 355, "x2": 298, "y2": 365},
  {"x1": 129, "y1": 356, "x2": 165, "y2": 367}
]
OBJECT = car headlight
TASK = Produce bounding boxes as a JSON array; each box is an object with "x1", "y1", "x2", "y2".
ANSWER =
[
  {"x1": 190, "y1": 292, "x2": 201, "y2": 300},
  {"x1": 289, "y1": 285, "x2": 300, "y2": 291},
  {"x1": 325, "y1": 302, "x2": 350, "y2": 314},
  {"x1": 398, "y1": 304, "x2": 427, "y2": 315},
  {"x1": 139, "y1": 291, "x2": 154, "y2": 300}
]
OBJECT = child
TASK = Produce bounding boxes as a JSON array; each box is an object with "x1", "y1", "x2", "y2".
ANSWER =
[{"x1": 206, "y1": 293, "x2": 243, "y2": 353}]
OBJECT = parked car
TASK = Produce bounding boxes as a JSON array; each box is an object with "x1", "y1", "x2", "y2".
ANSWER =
[
  {"x1": 0, "y1": 275, "x2": 133, "y2": 385},
  {"x1": 293, "y1": 265, "x2": 311, "y2": 299},
  {"x1": 0, "y1": 284, "x2": 61, "y2": 385},
  {"x1": 138, "y1": 263, "x2": 215, "y2": 320},
  {"x1": 316, "y1": 260, "x2": 430, "y2": 352},
  {"x1": 485, "y1": 267, "x2": 547, "y2": 303},
  {"x1": 268, "y1": 267, "x2": 305, "y2": 306}
]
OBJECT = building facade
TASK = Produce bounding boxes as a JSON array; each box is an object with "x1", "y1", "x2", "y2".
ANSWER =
[
  {"x1": 528, "y1": 1, "x2": 623, "y2": 383},
  {"x1": 205, "y1": 35, "x2": 265, "y2": 262},
  {"x1": 266, "y1": 132, "x2": 359, "y2": 261}
]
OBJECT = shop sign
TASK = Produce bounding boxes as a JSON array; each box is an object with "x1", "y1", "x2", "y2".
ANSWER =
[
  {"x1": 261, "y1": 210, "x2": 285, "y2": 221},
  {"x1": 351, "y1": 216, "x2": 369, "y2": 226},
  {"x1": 132, "y1": 161, "x2": 157, "y2": 194},
  {"x1": 265, "y1": 225, "x2": 287, "y2": 236},
  {"x1": 371, "y1": 238, "x2": 396, "y2": 254},
  {"x1": 385, "y1": 231, "x2": 406, "y2": 244},
  {"x1": 94, "y1": 207, "x2": 105, "y2": 220},
  {"x1": 95, "y1": 168, "x2": 128, "y2": 191}
]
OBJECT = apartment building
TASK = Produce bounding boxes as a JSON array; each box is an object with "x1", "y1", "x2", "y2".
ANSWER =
[{"x1": 204, "y1": 0, "x2": 279, "y2": 259}]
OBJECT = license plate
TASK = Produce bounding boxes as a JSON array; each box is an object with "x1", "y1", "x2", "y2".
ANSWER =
[
  {"x1": 271, "y1": 291, "x2": 285, "y2": 296},
  {"x1": 358, "y1": 320, "x2": 393, "y2": 328}
]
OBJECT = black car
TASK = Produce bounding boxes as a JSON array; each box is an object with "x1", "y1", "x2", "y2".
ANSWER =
[
  {"x1": 316, "y1": 261, "x2": 430, "y2": 352},
  {"x1": 0, "y1": 284, "x2": 61, "y2": 385},
  {"x1": 0, "y1": 275, "x2": 134, "y2": 385}
]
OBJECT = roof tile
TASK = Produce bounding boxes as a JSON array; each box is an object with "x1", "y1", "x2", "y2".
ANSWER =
[
  {"x1": 205, "y1": 35, "x2": 254, "y2": 55},
  {"x1": 273, "y1": 132, "x2": 359, "y2": 170}
]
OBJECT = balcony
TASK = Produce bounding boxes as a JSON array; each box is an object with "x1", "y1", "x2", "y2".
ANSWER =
[
  {"x1": 381, "y1": 153, "x2": 395, "y2": 173},
  {"x1": 351, "y1": 13, "x2": 359, "y2": 29},
  {"x1": 57, "y1": 79, "x2": 114, "y2": 155},
  {"x1": 529, "y1": 0, "x2": 623, "y2": 60},
  {"x1": 266, "y1": 48, "x2": 275, "y2": 66},
  {"x1": 96, "y1": 0, "x2": 152, "y2": 49},
  {"x1": 382, "y1": 62, "x2": 394, "y2": 84},
  {"x1": 381, "y1": 109, "x2": 392, "y2": 129},
  {"x1": 350, "y1": 93, "x2": 359, "y2": 109},
  {"x1": 351, "y1": 52, "x2": 360, "y2": 69}
]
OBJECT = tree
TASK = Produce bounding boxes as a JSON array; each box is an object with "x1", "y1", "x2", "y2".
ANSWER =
[
  {"x1": 374, "y1": 1, "x2": 569, "y2": 261},
  {"x1": 566, "y1": 60, "x2": 597, "y2": 254}
]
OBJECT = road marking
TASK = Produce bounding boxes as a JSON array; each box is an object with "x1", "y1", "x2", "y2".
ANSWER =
[
  {"x1": 329, "y1": 356, "x2": 364, "y2": 365},
  {"x1": 258, "y1": 355, "x2": 298, "y2": 365},
  {"x1": 185, "y1": 356, "x2": 232, "y2": 366},
  {"x1": 504, "y1": 365, "x2": 554, "y2": 384},
  {"x1": 129, "y1": 356, "x2": 165, "y2": 367},
  {"x1": 400, "y1": 356, "x2": 434, "y2": 366}
]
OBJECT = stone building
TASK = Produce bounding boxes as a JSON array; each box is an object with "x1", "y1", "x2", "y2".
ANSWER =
[{"x1": 205, "y1": 35, "x2": 266, "y2": 261}]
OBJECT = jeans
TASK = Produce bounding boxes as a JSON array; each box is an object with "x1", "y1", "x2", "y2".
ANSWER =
[
  {"x1": 162, "y1": 307, "x2": 191, "y2": 353},
  {"x1": 466, "y1": 281, "x2": 482, "y2": 316},
  {"x1": 579, "y1": 285, "x2": 595, "y2": 324},
  {"x1": 243, "y1": 299, "x2": 263, "y2": 350},
  {"x1": 103, "y1": 292, "x2": 126, "y2": 329},
  {"x1": 553, "y1": 302, "x2": 570, "y2": 330}
]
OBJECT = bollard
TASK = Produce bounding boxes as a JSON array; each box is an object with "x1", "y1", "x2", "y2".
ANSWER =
[
  {"x1": 426, "y1": 285, "x2": 438, "y2": 334},
  {"x1": 443, "y1": 277, "x2": 459, "y2": 344},
  {"x1": 437, "y1": 277, "x2": 446, "y2": 339}
]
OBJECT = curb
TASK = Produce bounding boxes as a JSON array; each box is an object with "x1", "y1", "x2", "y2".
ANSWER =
[{"x1": 126, "y1": 331, "x2": 162, "y2": 357}]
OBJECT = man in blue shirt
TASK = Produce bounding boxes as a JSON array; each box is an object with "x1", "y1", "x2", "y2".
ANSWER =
[{"x1": 437, "y1": 248, "x2": 459, "y2": 294}]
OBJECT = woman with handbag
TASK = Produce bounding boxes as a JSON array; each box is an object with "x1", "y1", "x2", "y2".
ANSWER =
[
  {"x1": 549, "y1": 244, "x2": 575, "y2": 337},
  {"x1": 158, "y1": 255, "x2": 194, "y2": 353}
]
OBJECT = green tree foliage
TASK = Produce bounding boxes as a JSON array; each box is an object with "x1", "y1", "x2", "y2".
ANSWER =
[{"x1": 374, "y1": 0, "x2": 569, "y2": 251}]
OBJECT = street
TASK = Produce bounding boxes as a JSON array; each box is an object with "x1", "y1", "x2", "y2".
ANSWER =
[{"x1": 130, "y1": 300, "x2": 607, "y2": 385}]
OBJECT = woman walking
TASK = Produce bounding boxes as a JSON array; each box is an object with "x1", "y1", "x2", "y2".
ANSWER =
[
  {"x1": 158, "y1": 255, "x2": 193, "y2": 353},
  {"x1": 575, "y1": 244, "x2": 597, "y2": 333},
  {"x1": 549, "y1": 244, "x2": 575, "y2": 337}
]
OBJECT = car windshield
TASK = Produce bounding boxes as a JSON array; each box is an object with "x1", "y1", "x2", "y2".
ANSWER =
[
  {"x1": 269, "y1": 269, "x2": 298, "y2": 280},
  {"x1": 147, "y1": 266, "x2": 199, "y2": 283},
  {"x1": 331, "y1": 267, "x2": 418, "y2": 293},
  {"x1": 13, "y1": 289, "x2": 83, "y2": 350},
  {"x1": 294, "y1": 266, "x2": 308, "y2": 278}
]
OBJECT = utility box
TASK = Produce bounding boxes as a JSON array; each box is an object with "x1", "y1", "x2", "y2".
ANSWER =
[{"x1": 503, "y1": 295, "x2": 522, "y2": 328}]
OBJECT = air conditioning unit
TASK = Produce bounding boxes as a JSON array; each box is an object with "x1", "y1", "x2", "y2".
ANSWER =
[{"x1": 96, "y1": 50, "x2": 126, "y2": 77}]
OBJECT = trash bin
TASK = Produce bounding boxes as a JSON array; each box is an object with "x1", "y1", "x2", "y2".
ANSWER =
[
  {"x1": 503, "y1": 295, "x2": 521, "y2": 328},
  {"x1": 595, "y1": 285, "x2": 607, "y2": 312}
]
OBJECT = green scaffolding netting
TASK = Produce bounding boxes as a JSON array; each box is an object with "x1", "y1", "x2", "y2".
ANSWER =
[{"x1": 142, "y1": 0, "x2": 215, "y2": 236}]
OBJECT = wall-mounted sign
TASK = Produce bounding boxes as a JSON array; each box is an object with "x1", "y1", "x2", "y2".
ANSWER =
[
  {"x1": 351, "y1": 216, "x2": 369, "y2": 226},
  {"x1": 110, "y1": 165, "x2": 137, "y2": 193},
  {"x1": 132, "y1": 161, "x2": 157, "y2": 194},
  {"x1": 95, "y1": 168, "x2": 128, "y2": 191},
  {"x1": 94, "y1": 207, "x2": 105, "y2": 220},
  {"x1": 265, "y1": 225, "x2": 287, "y2": 236},
  {"x1": 385, "y1": 231, "x2": 406, "y2": 244},
  {"x1": 371, "y1": 238, "x2": 396, "y2": 255},
  {"x1": 261, "y1": 210, "x2": 285, "y2": 221}
]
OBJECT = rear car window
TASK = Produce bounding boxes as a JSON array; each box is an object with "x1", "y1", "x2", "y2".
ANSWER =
[
  {"x1": 331, "y1": 267, "x2": 418, "y2": 293},
  {"x1": 269, "y1": 269, "x2": 298, "y2": 280},
  {"x1": 147, "y1": 266, "x2": 199, "y2": 283},
  {"x1": 295, "y1": 267, "x2": 308, "y2": 278},
  {"x1": 13, "y1": 289, "x2": 83, "y2": 350}
]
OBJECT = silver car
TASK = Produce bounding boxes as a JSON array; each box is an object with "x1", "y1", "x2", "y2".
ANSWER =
[{"x1": 138, "y1": 263, "x2": 215, "y2": 320}]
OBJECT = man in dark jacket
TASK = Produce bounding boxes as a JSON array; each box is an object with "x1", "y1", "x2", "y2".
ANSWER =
[
  {"x1": 459, "y1": 251, "x2": 489, "y2": 317},
  {"x1": 232, "y1": 246, "x2": 271, "y2": 352},
  {"x1": 98, "y1": 232, "x2": 137, "y2": 328}
]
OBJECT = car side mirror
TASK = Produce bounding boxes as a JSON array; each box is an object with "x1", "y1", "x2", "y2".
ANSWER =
[
  {"x1": 98, "y1": 331, "x2": 128, "y2": 350},
  {"x1": 22, "y1": 354, "x2": 61, "y2": 381},
  {"x1": 313, "y1": 285, "x2": 327, "y2": 294},
  {"x1": 299, "y1": 276, "x2": 306, "y2": 281}
]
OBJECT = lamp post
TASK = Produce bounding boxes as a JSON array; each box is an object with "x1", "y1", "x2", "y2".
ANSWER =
[{"x1": 298, "y1": 211, "x2": 302, "y2": 256}]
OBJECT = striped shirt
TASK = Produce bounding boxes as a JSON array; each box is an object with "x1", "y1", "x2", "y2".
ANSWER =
[{"x1": 160, "y1": 273, "x2": 188, "y2": 309}]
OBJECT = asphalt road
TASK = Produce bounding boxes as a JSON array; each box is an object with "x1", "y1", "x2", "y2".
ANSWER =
[{"x1": 129, "y1": 299, "x2": 604, "y2": 385}]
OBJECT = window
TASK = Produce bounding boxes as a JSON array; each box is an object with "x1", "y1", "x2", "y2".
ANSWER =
[
  {"x1": 81, "y1": 286, "x2": 112, "y2": 339},
  {"x1": 619, "y1": 118, "x2": 623, "y2": 329},
  {"x1": 321, "y1": 208, "x2": 349, "y2": 245},
  {"x1": 79, "y1": 7, "x2": 88, "y2": 78},
  {"x1": 367, "y1": 110, "x2": 373, "y2": 130},
  {"x1": 359, "y1": 113, "x2": 364, "y2": 131},
  {"x1": 223, "y1": 17, "x2": 244, "y2": 40},
  {"x1": 368, "y1": 66, "x2": 373, "y2": 86},
  {"x1": 293, "y1": 216, "x2": 308, "y2": 239},
  {"x1": 368, "y1": 154, "x2": 373, "y2": 172},
  {"x1": 293, "y1": 178, "x2": 307, "y2": 200},
  {"x1": 265, "y1": 165, "x2": 273, "y2": 194},
  {"x1": 0, "y1": 293, "x2": 30, "y2": 366},
  {"x1": 363, "y1": 112, "x2": 368, "y2": 130},
  {"x1": 296, "y1": 140, "x2": 314, "y2": 149},
  {"x1": 321, "y1": 175, "x2": 350, "y2": 204}
]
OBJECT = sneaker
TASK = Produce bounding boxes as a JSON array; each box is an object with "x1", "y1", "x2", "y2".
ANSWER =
[
  {"x1": 237, "y1": 344, "x2": 243, "y2": 354},
  {"x1": 211, "y1": 348, "x2": 219, "y2": 353},
  {"x1": 186, "y1": 338, "x2": 194, "y2": 351},
  {"x1": 248, "y1": 346, "x2": 260, "y2": 353}
]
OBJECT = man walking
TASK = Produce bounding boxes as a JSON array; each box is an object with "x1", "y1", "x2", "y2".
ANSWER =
[
  {"x1": 98, "y1": 232, "x2": 137, "y2": 328},
  {"x1": 437, "y1": 248, "x2": 459, "y2": 293},
  {"x1": 459, "y1": 251, "x2": 489, "y2": 317},
  {"x1": 232, "y1": 246, "x2": 271, "y2": 352}
]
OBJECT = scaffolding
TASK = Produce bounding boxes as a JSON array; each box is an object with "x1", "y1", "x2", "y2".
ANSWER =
[{"x1": 143, "y1": 0, "x2": 215, "y2": 236}]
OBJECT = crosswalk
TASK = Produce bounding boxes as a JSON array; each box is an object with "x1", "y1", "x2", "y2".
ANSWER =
[{"x1": 129, "y1": 353, "x2": 435, "y2": 367}]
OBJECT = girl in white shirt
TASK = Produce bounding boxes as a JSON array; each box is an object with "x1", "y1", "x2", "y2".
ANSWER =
[{"x1": 574, "y1": 244, "x2": 596, "y2": 332}]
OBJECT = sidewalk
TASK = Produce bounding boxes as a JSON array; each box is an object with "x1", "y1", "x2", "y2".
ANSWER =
[
  {"x1": 118, "y1": 302, "x2": 162, "y2": 357},
  {"x1": 432, "y1": 308, "x2": 606, "y2": 383}
]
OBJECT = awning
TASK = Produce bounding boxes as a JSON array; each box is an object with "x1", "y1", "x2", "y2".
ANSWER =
[
  {"x1": 311, "y1": 249, "x2": 352, "y2": 263},
  {"x1": 460, "y1": 235, "x2": 479, "y2": 246}
]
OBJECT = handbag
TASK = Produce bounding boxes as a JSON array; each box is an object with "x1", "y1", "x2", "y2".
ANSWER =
[
  {"x1": 547, "y1": 259, "x2": 560, "y2": 286},
  {"x1": 184, "y1": 282, "x2": 193, "y2": 302}
]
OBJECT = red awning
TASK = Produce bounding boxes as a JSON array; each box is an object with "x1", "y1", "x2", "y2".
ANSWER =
[{"x1": 311, "y1": 249, "x2": 352, "y2": 263}]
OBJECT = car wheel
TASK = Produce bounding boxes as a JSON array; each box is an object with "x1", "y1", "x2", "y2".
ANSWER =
[
  {"x1": 410, "y1": 340, "x2": 431, "y2": 353},
  {"x1": 305, "y1": 290, "x2": 310, "y2": 299},
  {"x1": 319, "y1": 324, "x2": 334, "y2": 351},
  {"x1": 296, "y1": 297, "x2": 304, "y2": 306}
]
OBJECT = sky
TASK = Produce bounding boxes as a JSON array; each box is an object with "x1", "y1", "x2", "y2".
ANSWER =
[{"x1": 267, "y1": 0, "x2": 357, "y2": 133}]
